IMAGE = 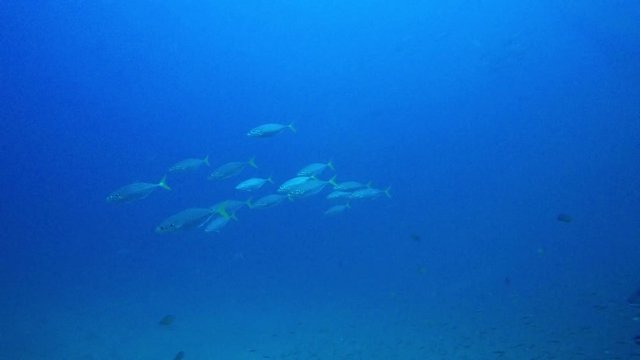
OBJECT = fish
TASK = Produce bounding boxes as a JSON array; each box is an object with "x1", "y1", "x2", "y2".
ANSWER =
[
  {"x1": 248, "y1": 194, "x2": 287, "y2": 209},
  {"x1": 557, "y1": 213, "x2": 573, "y2": 223},
  {"x1": 247, "y1": 123, "x2": 296, "y2": 138},
  {"x1": 277, "y1": 176, "x2": 313, "y2": 193},
  {"x1": 349, "y1": 186, "x2": 391, "y2": 200},
  {"x1": 158, "y1": 314, "x2": 175, "y2": 326},
  {"x1": 204, "y1": 213, "x2": 237, "y2": 233},
  {"x1": 287, "y1": 176, "x2": 337, "y2": 199},
  {"x1": 155, "y1": 208, "x2": 215, "y2": 234},
  {"x1": 297, "y1": 161, "x2": 335, "y2": 177},
  {"x1": 106, "y1": 176, "x2": 171, "y2": 203},
  {"x1": 235, "y1": 176, "x2": 273, "y2": 192},
  {"x1": 326, "y1": 190, "x2": 352, "y2": 201},
  {"x1": 209, "y1": 158, "x2": 257, "y2": 180},
  {"x1": 334, "y1": 181, "x2": 369, "y2": 191},
  {"x1": 169, "y1": 156, "x2": 209, "y2": 172},
  {"x1": 324, "y1": 203, "x2": 350, "y2": 216}
]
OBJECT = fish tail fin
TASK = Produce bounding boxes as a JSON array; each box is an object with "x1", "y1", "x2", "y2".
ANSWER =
[
  {"x1": 204, "y1": 155, "x2": 210, "y2": 167},
  {"x1": 230, "y1": 212, "x2": 239, "y2": 221},
  {"x1": 216, "y1": 202, "x2": 230, "y2": 219},
  {"x1": 246, "y1": 197, "x2": 253, "y2": 209},
  {"x1": 247, "y1": 157, "x2": 258, "y2": 169},
  {"x1": 327, "y1": 160, "x2": 335, "y2": 171},
  {"x1": 267, "y1": 175, "x2": 274, "y2": 184},
  {"x1": 158, "y1": 175, "x2": 171, "y2": 190},
  {"x1": 328, "y1": 175, "x2": 338, "y2": 188},
  {"x1": 346, "y1": 201, "x2": 351, "y2": 209},
  {"x1": 384, "y1": 186, "x2": 392, "y2": 198},
  {"x1": 288, "y1": 122, "x2": 297, "y2": 133}
]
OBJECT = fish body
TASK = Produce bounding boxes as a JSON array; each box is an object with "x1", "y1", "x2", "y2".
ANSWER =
[
  {"x1": 235, "y1": 176, "x2": 273, "y2": 191},
  {"x1": 107, "y1": 176, "x2": 170, "y2": 203},
  {"x1": 297, "y1": 161, "x2": 334, "y2": 177},
  {"x1": 277, "y1": 176, "x2": 313, "y2": 193},
  {"x1": 249, "y1": 194, "x2": 287, "y2": 209},
  {"x1": 204, "y1": 215, "x2": 233, "y2": 233},
  {"x1": 155, "y1": 208, "x2": 214, "y2": 234},
  {"x1": 209, "y1": 158, "x2": 257, "y2": 180},
  {"x1": 334, "y1": 181, "x2": 368, "y2": 191},
  {"x1": 324, "y1": 203, "x2": 351, "y2": 216},
  {"x1": 287, "y1": 176, "x2": 337, "y2": 199},
  {"x1": 349, "y1": 186, "x2": 391, "y2": 200},
  {"x1": 326, "y1": 190, "x2": 352, "y2": 200},
  {"x1": 169, "y1": 156, "x2": 209, "y2": 172},
  {"x1": 247, "y1": 123, "x2": 296, "y2": 138}
]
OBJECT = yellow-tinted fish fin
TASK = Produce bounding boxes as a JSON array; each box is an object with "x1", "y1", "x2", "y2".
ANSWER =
[
  {"x1": 328, "y1": 175, "x2": 337, "y2": 188},
  {"x1": 216, "y1": 202, "x2": 230, "y2": 219},
  {"x1": 158, "y1": 175, "x2": 171, "y2": 190}
]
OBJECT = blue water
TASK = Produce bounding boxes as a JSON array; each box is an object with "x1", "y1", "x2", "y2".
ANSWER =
[{"x1": 1, "y1": 1, "x2": 639, "y2": 359}]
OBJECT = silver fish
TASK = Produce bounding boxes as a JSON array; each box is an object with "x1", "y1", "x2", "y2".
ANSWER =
[
  {"x1": 247, "y1": 123, "x2": 296, "y2": 138},
  {"x1": 155, "y1": 208, "x2": 214, "y2": 234},
  {"x1": 349, "y1": 186, "x2": 391, "y2": 200},
  {"x1": 169, "y1": 156, "x2": 209, "y2": 172},
  {"x1": 249, "y1": 194, "x2": 287, "y2": 209},
  {"x1": 209, "y1": 158, "x2": 257, "y2": 180},
  {"x1": 287, "y1": 176, "x2": 337, "y2": 199},
  {"x1": 277, "y1": 176, "x2": 313, "y2": 193},
  {"x1": 106, "y1": 176, "x2": 170, "y2": 203},
  {"x1": 204, "y1": 214, "x2": 236, "y2": 233},
  {"x1": 235, "y1": 176, "x2": 273, "y2": 192},
  {"x1": 297, "y1": 161, "x2": 334, "y2": 177},
  {"x1": 334, "y1": 181, "x2": 369, "y2": 191},
  {"x1": 326, "y1": 190, "x2": 352, "y2": 201}
]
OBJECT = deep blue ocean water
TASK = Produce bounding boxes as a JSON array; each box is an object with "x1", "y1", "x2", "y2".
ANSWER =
[{"x1": 1, "y1": 1, "x2": 639, "y2": 359}]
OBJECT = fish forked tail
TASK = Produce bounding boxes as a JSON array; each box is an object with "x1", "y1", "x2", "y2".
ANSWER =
[
  {"x1": 247, "y1": 157, "x2": 258, "y2": 169},
  {"x1": 328, "y1": 175, "x2": 338, "y2": 188},
  {"x1": 203, "y1": 155, "x2": 210, "y2": 167},
  {"x1": 245, "y1": 197, "x2": 254, "y2": 209},
  {"x1": 287, "y1": 122, "x2": 296, "y2": 133},
  {"x1": 158, "y1": 175, "x2": 171, "y2": 190},
  {"x1": 215, "y1": 202, "x2": 240, "y2": 221},
  {"x1": 383, "y1": 186, "x2": 392, "y2": 198},
  {"x1": 213, "y1": 201, "x2": 230, "y2": 218},
  {"x1": 266, "y1": 175, "x2": 274, "y2": 184}
]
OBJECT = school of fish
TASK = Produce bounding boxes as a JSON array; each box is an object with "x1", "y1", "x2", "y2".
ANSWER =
[{"x1": 106, "y1": 123, "x2": 391, "y2": 235}]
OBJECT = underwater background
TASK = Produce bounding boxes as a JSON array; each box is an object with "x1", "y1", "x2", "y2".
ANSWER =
[{"x1": 1, "y1": 0, "x2": 639, "y2": 359}]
